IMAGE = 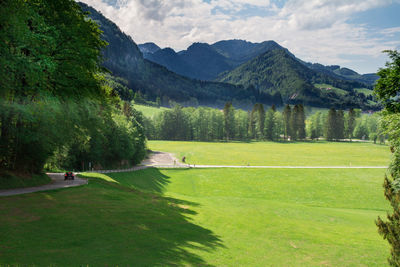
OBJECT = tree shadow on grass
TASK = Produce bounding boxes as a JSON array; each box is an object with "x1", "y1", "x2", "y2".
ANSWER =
[
  {"x1": 107, "y1": 167, "x2": 172, "y2": 194},
  {"x1": 13, "y1": 168, "x2": 224, "y2": 266}
]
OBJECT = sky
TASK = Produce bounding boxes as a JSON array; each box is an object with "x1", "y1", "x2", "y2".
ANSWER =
[{"x1": 81, "y1": 0, "x2": 400, "y2": 74}]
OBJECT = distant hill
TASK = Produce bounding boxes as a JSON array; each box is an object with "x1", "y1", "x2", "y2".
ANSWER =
[
  {"x1": 304, "y1": 63, "x2": 379, "y2": 85},
  {"x1": 79, "y1": 2, "x2": 282, "y2": 108},
  {"x1": 217, "y1": 48, "x2": 378, "y2": 109}
]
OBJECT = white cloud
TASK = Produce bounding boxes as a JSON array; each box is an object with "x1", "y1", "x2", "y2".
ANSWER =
[{"x1": 80, "y1": 0, "x2": 400, "y2": 73}]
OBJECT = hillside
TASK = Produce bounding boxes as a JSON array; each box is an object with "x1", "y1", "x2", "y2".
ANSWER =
[
  {"x1": 217, "y1": 49, "x2": 378, "y2": 109},
  {"x1": 304, "y1": 63, "x2": 379, "y2": 85}
]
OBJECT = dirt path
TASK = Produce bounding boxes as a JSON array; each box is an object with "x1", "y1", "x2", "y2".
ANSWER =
[{"x1": 141, "y1": 151, "x2": 188, "y2": 167}]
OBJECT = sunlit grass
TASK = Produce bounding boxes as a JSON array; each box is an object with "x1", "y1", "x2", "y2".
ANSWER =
[
  {"x1": 148, "y1": 140, "x2": 390, "y2": 166},
  {"x1": 0, "y1": 168, "x2": 389, "y2": 266}
]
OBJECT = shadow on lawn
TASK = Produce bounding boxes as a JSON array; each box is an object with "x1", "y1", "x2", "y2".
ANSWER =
[
  {"x1": 65, "y1": 168, "x2": 224, "y2": 266},
  {"x1": 107, "y1": 167, "x2": 172, "y2": 194}
]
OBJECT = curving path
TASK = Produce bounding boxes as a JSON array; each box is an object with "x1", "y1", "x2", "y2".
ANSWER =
[{"x1": 0, "y1": 151, "x2": 387, "y2": 197}]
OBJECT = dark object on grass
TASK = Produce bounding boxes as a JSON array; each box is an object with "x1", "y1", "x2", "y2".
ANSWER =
[
  {"x1": 182, "y1": 156, "x2": 186, "y2": 163},
  {"x1": 64, "y1": 172, "x2": 75, "y2": 180}
]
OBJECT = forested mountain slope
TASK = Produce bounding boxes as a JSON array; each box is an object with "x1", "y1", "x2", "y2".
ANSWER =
[{"x1": 217, "y1": 49, "x2": 377, "y2": 109}]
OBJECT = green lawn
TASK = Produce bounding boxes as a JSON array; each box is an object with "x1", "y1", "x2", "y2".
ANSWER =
[
  {"x1": 148, "y1": 140, "x2": 390, "y2": 166},
  {"x1": 0, "y1": 168, "x2": 389, "y2": 266},
  {"x1": 133, "y1": 104, "x2": 169, "y2": 118}
]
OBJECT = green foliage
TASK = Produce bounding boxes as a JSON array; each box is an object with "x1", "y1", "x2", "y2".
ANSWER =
[
  {"x1": 374, "y1": 50, "x2": 400, "y2": 266},
  {"x1": 375, "y1": 50, "x2": 400, "y2": 113},
  {"x1": 0, "y1": 0, "x2": 146, "y2": 174}
]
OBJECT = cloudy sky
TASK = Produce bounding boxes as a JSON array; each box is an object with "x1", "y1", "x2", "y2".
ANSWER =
[{"x1": 81, "y1": 0, "x2": 400, "y2": 74}]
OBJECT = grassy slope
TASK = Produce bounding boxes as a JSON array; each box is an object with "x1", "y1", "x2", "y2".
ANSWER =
[
  {"x1": 133, "y1": 104, "x2": 169, "y2": 118},
  {"x1": 0, "y1": 168, "x2": 389, "y2": 266},
  {"x1": 314, "y1": 83, "x2": 348, "y2": 95},
  {"x1": 355, "y1": 88, "x2": 374, "y2": 96},
  {"x1": 148, "y1": 140, "x2": 390, "y2": 166},
  {"x1": 0, "y1": 173, "x2": 51, "y2": 190}
]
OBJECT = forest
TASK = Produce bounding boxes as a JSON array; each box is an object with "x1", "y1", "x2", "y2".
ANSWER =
[
  {"x1": 143, "y1": 103, "x2": 383, "y2": 143},
  {"x1": 0, "y1": 0, "x2": 146, "y2": 174}
]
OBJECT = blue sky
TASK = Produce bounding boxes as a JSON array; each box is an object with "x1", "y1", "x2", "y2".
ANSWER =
[{"x1": 82, "y1": 0, "x2": 400, "y2": 74}]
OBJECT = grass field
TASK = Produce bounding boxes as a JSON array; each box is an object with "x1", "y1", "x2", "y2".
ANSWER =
[
  {"x1": 314, "y1": 83, "x2": 348, "y2": 95},
  {"x1": 148, "y1": 140, "x2": 390, "y2": 166},
  {"x1": 133, "y1": 104, "x2": 169, "y2": 118},
  {"x1": 0, "y1": 168, "x2": 389, "y2": 265}
]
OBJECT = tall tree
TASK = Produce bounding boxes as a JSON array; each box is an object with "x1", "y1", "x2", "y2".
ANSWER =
[
  {"x1": 297, "y1": 104, "x2": 306, "y2": 140},
  {"x1": 223, "y1": 102, "x2": 235, "y2": 140},
  {"x1": 283, "y1": 104, "x2": 291, "y2": 140},
  {"x1": 290, "y1": 105, "x2": 299, "y2": 141},
  {"x1": 326, "y1": 108, "x2": 337, "y2": 141},
  {"x1": 347, "y1": 108, "x2": 356, "y2": 140},
  {"x1": 265, "y1": 107, "x2": 277, "y2": 141},
  {"x1": 336, "y1": 110, "x2": 345, "y2": 140},
  {"x1": 375, "y1": 50, "x2": 400, "y2": 266}
]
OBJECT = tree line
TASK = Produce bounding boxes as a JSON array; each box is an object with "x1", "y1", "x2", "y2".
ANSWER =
[
  {"x1": 143, "y1": 103, "x2": 383, "y2": 143},
  {"x1": 0, "y1": 0, "x2": 146, "y2": 174}
]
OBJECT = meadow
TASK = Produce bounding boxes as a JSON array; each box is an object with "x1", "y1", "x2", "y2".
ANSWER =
[
  {"x1": 133, "y1": 104, "x2": 169, "y2": 118},
  {"x1": 0, "y1": 167, "x2": 389, "y2": 266},
  {"x1": 0, "y1": 141, "x2": 392, "y2": 266},
  {"x1": 148, "y1": 140, "x2": 390, "y2": 166}
]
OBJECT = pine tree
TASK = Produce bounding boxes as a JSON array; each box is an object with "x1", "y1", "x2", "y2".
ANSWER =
[
  {"x1": 347, "y1": 108, "x2": 356, "y2": 140},
  {"x1": 265, "y1": 107, "x2": 276, "y2": 141},
  {"x1": 256, "y1": 104, "x2": 265, "y2": 139},
  {"x1": 283, "y1": 104, "x2": 291, "y2": 140},
  {"x1": 336, "y1": 110, "x2": 345, "y2": 140},
  {"x1": 223, "y1": 102, "x2": 235, "y2": 140},
  {"x1": 297, "y1": 104, "x2": 306, "y2": 140},
  {"x1": 290, "y1": 105, "x2": 299, "y2": 141},
  {"x1": 326, "y1": 108, "x2": 336, "y2": 141}
]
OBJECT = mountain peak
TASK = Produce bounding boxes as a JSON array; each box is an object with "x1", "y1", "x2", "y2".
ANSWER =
[{"x1": 138, "y1": 42, "x2": 161, "y2": 54}]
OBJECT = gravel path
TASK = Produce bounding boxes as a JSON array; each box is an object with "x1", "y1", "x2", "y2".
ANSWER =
[{"x1": 0, "y1": 151, "x2": 387, "y2": 196}]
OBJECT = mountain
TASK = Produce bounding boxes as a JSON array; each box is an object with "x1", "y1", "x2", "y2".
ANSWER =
[
  {"x1": 80, "y1": 3, "x2": 378, "y2": 110},
  {"x1": 141, "y1": 39, "x2": 377, "y2": 89},
  {"x1": 217, "y1": 48, "x2": 377, "y2": 109},
  {"x1": 138, "y1": 42, "x2": 160, "y2": 58},
  {"x1": 140, "y1": 39, "x2": 284, "y2": 81},
  {"x1": 145, "y1": 47, "x2": 202, "y2": 80},
  {"x1": 211, "y1": 39, "x2": 286, "y2": 64},
  {"x1": 79, "y1": 2, "x2": 281, "y2": 108}
]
